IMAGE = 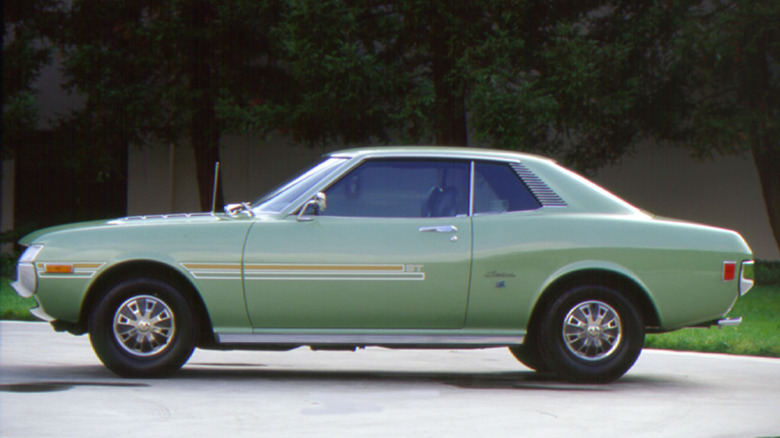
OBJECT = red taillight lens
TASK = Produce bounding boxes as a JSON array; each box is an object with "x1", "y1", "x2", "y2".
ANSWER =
[{"x1": 723, "y1": 261, "x2": 737, "y2": 281}]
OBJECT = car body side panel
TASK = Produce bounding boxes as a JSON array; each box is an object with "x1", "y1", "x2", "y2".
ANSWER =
[
  {"x1": 27, "y1": 217, "x2": 255, "y2": 333},
  {"x1": 468, "y1": 212, "x2": 751, "y2": 331},
  {"x1": 242, "y1": 215, "x2": 472, "y2": 329}
]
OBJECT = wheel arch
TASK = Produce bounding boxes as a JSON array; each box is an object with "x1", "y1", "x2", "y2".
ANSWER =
[
  {"x1": 528, "y1": 268, "x2": 661, "y2": 338},
  {"x1": 78, "y1": 260, "x2": 216, "y2": 347}
]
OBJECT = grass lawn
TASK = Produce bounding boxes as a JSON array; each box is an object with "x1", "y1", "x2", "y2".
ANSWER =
[
  {"x1": 2, "y1": 277, "x2": 779, "y2": 358},
  {"x1": 646, "y1": 284, "x2": 780, "y2": 357},
  {"x1": 1, "y1": 277, "x2": 37, "y2": 321}
]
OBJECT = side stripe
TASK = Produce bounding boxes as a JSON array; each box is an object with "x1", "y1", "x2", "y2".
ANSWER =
[{"x1": 181, "y1": 263, "x2": 425, "y2": 281}]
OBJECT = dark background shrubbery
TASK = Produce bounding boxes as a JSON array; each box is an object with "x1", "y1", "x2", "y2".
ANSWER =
[{"x1": 756, "y1": 260, "x2": 780, "y2": 286}]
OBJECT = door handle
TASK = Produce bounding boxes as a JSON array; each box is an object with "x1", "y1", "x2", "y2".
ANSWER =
[{"x1": 418, "y1": 225, "x2": 458, "y2": 233}]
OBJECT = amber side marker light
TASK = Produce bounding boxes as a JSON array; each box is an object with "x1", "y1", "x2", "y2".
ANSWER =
[
  {"x1": 45, "y1": 264, "x2": 74, "y2": 274},
  {"x1": 722, "y1": 261, "x2": 737, "y2": 282}
]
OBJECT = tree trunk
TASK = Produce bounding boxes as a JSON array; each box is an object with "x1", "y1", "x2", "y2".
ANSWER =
[
  {"x1": 430, "y1": 7, "x2": 468, "y2": 147},
  {"x1": 742, "y1": 32, "x2": 780, "y2": 255},
  {"x1": 751, "y1": 139, "x2": 780, "y2": 255},
  {"x1": 186, "y1": 0, "x2": 224, "y2": 212},
  {"x1": 191, "y1": 105, "x2": 224, "y2": 212}
]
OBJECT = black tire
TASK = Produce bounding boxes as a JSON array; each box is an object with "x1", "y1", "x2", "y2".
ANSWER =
[
  {"x1": 89, "y1": 278, "x2": 197, "y2": 377},
  {"x1": 538, "y1": 284, "x2": 644, "y2": 383},
  {"x1": 508, "y1": 330, "x2": 549, "y2": 372}
]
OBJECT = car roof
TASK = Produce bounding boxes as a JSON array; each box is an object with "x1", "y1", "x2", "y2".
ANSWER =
[
  {"x1": 326, "y1": 146, "x2": 554, "y2": 164},
  {"x1": 325, "y1": 146, "x2": 643, "y2": 216}
]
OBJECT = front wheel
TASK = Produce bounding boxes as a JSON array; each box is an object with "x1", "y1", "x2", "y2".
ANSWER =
[
  {"x1": 89, "y1": 278, "x2": 197, "y2": 377},
  {"x1": 538, "y1": 285, "x2": 644, "y2": 383}
]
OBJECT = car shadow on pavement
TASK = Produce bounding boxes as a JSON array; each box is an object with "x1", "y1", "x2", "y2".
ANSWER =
[
  {"x1": 173, "y1": 364, "x2": 681, "y2": 392},
  {"x1": 1, "y1": 363, "x2": 689, "y2": 393}
]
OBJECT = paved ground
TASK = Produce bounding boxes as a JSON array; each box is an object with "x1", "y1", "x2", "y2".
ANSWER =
[{"x1": 1, "y1": 321, "x2": 779, "y2": 437}]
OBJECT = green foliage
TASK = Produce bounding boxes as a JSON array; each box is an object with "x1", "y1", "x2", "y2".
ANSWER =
[
  {"x1": 658, "y1": 0, "x2": 780, "y2": 251},
  {"x1": 9, "y1": 0, "x2": 780, "y2": 252},
  {"x1": 468, "y1": 1, "x2": 702, "y2": 174},
  {"x1": 2, "y1": 0, "x2": 52, "y2": 160},
  {"x1": 259, "y1": 0, "x2": 406, "y2": 145},
  {"x1": 41, "y1": 0, "x2": 289, "y2": 210},
  {"x1": 756, "y1": 260, "x2": 780, "y2": 286}
]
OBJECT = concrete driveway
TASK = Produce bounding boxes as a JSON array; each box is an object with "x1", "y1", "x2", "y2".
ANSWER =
[{"x1": 1, "y1": 321, "x2": 779, "y2": 437}]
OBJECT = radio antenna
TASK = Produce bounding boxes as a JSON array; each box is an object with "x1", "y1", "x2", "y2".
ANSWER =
[{"x1": 211, "y1": 161, "x2": 220, "y2": 214}]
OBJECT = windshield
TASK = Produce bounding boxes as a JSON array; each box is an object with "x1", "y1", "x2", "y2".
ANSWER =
[{"x1": 252, "y1": 157, "x2": 346, "y2": 213}]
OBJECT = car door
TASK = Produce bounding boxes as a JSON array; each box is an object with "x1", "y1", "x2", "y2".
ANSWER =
[{"x1": 242, "y1": 158, "x2": 472, "y2": 329}]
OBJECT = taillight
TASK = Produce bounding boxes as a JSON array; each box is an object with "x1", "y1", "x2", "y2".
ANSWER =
[{"x1": 722, "y1": 261, "x2": 737, "y2": 281}]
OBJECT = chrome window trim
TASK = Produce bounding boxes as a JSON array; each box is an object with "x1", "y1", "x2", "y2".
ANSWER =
[
  {"x1": 469, "y1": 160, "x2": 475, "y2": 217},
  {"x1": 300, "y1": 157, "x2": 474, "y2": 220},
  {"x1": 280, "y1": 151, "x2": 565, "y2": 220}
]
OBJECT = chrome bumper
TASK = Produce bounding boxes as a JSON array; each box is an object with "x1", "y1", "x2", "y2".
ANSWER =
[
  {"x1": 739, "y1": 261, "x2": 754, "y2": 296},
  {"x1": 717, "y1": 317, "x2": 742, "y2": 327},
  {"x1": 11, "y1": 256, "x2": 55, "y2": 322},
  {"x1": 11, "y1": 262, "x2": 37, "y2": 298}
]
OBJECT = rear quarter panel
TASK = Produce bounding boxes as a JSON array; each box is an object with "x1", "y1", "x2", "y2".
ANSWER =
[{"x1": 467, "y1": 211, "x2": 751, "y2": 331}]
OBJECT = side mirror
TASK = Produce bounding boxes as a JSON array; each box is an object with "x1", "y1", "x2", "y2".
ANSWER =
[
  {"x1": 297, "y1": 192, "x2": 326, "y2": 222},
  {"x1": 224, "y1": 202, "x2": 255, "y2": 217}
]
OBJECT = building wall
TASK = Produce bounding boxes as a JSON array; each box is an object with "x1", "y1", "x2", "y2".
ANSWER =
[{"x1": 127, "y1": 138, "x2": 779, "y2": 260}]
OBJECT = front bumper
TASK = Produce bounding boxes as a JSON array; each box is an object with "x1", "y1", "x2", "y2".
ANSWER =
[
  {"x1": 11, "y1": 262, "x2": 37, "y2": 298},
  {"x1": 11, "y1": 244, "x2": 56, "y2": 322},
  {"x1": 11, "y1": 244, "x2": 44, "y2": 298}
]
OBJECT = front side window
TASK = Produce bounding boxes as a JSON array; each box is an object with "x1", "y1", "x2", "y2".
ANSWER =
[
  {"x1": 322, "y1": 159, "x2": 469, "y2": 218},
  {"x1": 473, "y1": 162, "x2": 541, "y2": 214}
]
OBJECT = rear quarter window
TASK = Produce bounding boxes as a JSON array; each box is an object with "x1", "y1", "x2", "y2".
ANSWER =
[{"x1": 474, "y1": 162, "x2": 541, "y2": 214}]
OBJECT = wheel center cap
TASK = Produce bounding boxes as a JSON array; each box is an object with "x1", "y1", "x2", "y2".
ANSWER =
[
  {"x1": 138, "y1": 320, "x2": 151, "y2": 331},
  {"x1": 587, "y1": 325, "x2": 601, "y2": 337}
]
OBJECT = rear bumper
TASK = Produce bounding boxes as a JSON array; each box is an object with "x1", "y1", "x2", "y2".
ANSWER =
[
  {"x1": 739, "y1": 261, "x2": 754, "y2": 296},
  {"x1": 717, "y1": 317, "x2": 742, "y2": 327}
]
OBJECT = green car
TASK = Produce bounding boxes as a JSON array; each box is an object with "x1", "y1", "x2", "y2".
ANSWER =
[{"x1": 12, "y1": 147, "x2": 754, "y2": 382}]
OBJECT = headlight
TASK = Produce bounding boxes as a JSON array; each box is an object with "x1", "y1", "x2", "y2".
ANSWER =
[{"x1": 12, "y1": 245, "x2": 44, "y2": 298}]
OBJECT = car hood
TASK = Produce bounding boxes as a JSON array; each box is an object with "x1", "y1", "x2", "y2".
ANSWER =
[
  {"x1": 18, "y1": 220, "x2": 114, "y2": 245},
  {"x1": 18, "y1": 213, "x2": 236, "y2": 246}
]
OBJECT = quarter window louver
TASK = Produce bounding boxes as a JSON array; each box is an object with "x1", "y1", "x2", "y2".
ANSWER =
[{"x1": 510, "y1": 162, "x2": 567, "y2": 207}]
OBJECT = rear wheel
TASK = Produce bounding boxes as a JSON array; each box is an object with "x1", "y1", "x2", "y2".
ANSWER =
[
  {"x1": 538, "y1": 284, "x2": 644, "y2": 383},
  {"x1": 89, "y1": 278, "x2": 197, "y2": 377}
]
